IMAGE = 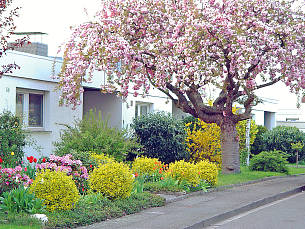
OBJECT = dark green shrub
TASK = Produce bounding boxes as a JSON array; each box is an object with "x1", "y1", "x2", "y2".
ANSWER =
[
  {"x1": 0, "y1": 111, "x2": 27, "y2": 166},
  {"x1": 54, "y1": 110, "x2": 140, "y2": 162},
  {"x1": 249, "y1": 150, "x2": 288, "y2": 173},
  {"x1": 251, "y1": 125, "x2": 268, "y2": 156},
  {"x1": 262, "y1": 126, "x2": 305, "y2": 163},
  {"x1": 131, "y1": 112, "x2": 189, "y2": 164}
]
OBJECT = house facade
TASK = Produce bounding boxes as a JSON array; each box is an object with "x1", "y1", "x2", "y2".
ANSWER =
[{"x1": 0, "y1": 47, "x2": 172, "y2": 158}]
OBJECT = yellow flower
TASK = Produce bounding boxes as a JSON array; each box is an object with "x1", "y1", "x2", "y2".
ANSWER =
[{"x1": 11, "y1": 152, "x2": 14, "y2": 156}]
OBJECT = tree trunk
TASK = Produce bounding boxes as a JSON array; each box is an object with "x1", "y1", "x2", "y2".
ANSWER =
[{"x1": 220, "y1": 119, "x2": 240, "y2": 174}]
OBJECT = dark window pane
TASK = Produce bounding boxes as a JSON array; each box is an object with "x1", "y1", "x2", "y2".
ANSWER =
[
  {"x1": 29, "y1": 94, "x2": 43, "y2": 127},
  {"x1": 16, "y1": 93, "x2": 24, "y2": 120}
]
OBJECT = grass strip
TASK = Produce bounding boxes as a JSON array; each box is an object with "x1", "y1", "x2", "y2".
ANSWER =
[{"x1": 217, "y1": 165, "x2": 305, "y2": 187}]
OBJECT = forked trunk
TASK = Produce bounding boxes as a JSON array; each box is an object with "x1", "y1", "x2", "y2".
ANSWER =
[{"x1": 220, "y1": 119, "x2": 240, "y2": 174}]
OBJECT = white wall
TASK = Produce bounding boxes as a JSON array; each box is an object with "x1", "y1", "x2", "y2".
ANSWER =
[
  {"x1": 0, "y1": 52, "x2": 83, "y2": 159},
  {"x1": 256, "y1": 81, "x2": 305, "y2": 122},
  {"x1": 122, "y1": 88, "x2": 173, "y2": 129},
  {"x1": 83, "y1": 90, "x2": 122, "y2": 129}
]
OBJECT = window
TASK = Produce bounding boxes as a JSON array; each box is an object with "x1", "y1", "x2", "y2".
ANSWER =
[
  {"x1": 135, "y1": 102, "x2": 152, "y2": 118},
  {"x1": 286, "y1": 118, "x2": 299, "y2": 122},
  {"x1": 16, "y1": 89, "x2": 44, "y2": 128}
]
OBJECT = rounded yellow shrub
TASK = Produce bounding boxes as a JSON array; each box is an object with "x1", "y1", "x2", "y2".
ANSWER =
[
  {"x1": 30, "y1": 170, "x2": 80, "y2": 212},
  {"x1": 167, "y1": 160, "x2": 200, "y2": 186},
  {"x1": 90, "y1": 152, "x2": 115, "y2": 165},
  {"x1": 196, "y1": 160, "x2": 218, "y2": 186},
  {"x1": 89, "y1": 162, "x2": 134, "y2": 199},
  {"x1": 132, "y1": 156, "x2": 163, "y2": 175}
]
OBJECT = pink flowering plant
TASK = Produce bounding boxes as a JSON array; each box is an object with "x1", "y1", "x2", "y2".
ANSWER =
[
  {"x1": 36, "y1": 154, "x2": 89, "y2": 194},
  {"x1": 0, "y1": 165, "x2": 32, "y2": 195}
]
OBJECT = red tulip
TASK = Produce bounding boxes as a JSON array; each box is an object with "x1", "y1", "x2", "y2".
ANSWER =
[
  {"x1": 33, "y1": 158, "x2": 37, "y2": 163},
  {"x1": 0, "y1": 157, "x2": 2, "y2": 163},
  {"x1": 42, "y1": 158, "x2": 46, "y2": 163}
]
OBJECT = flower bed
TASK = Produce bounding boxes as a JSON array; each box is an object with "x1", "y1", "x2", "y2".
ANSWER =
[{"x1": 0, "y1": 153, "x2": 220, "y2": 228}]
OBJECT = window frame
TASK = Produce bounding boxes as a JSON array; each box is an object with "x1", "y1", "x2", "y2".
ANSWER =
[
  {"x1": 135, "y1": 102, "x2": 152, "y2": 118},
  {"x1": 16, "y1": 88, "x2": 45, "y2": 130}
]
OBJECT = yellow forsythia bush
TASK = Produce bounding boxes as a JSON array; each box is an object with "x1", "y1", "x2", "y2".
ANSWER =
[
  {"x1": 30, "y1": 170, "x2": 80, "y2": 212},
  {"x1": 168, "y1": 160, "x2": 200, "y2": 186},
  {"x1": 185, "y1": 106, "x2": 258, "y2": 166},
  {"x1": 196, "y1": 160, "x2": 218, "y2": 186},
  {"x1": 132, "y1": 156, "x2": 163, "y2": 175},
  {"x1": 185, "y1": 120, "x2": 222, "y2": 165},
  {"x1": 89, "y1": 162, "x2": 134, "y2": 199},
  {"x1": 90, "y1": 152, "x2": 115, "y2": 166}
]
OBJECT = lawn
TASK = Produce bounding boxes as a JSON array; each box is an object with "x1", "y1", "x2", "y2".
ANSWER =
[
  {"x1": 0, "y1": 225, "x2": 41, "y2": 229},
  {"x1": 217, "y1": 165, "x2": 305, "y2": 187}
]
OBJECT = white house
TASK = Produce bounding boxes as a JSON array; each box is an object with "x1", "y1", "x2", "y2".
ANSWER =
[{"x1": 0, "y1": 43, "x2": 172, "y2": 158}]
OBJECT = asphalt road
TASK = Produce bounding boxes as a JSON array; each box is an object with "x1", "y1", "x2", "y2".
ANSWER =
[{"x1": 206, "y1": 192, "x2": 305, "y2": 229}]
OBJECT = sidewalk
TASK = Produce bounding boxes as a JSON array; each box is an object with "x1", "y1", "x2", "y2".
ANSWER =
[{"x1": 77, "y1": 175, "x2": 305, "y2": 229}]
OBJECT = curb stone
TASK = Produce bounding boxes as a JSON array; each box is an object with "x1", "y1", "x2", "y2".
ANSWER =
[
  {"x1": 185, "y1": 185, "x2": 305, "y2": 229},
  {"x1": 156, "y1": 174, "x2": 305, "y2": 229},
  {"x1": 161, "y1": 173, "x2": 305, "y2": 204}
]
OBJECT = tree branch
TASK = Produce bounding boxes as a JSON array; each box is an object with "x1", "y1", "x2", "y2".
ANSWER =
[{"x1": 254, "y1": 77, "x2": 281, "y2": 90}]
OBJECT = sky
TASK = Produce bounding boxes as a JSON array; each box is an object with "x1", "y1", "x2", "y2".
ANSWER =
[
  {"x1": 14, "y1": 0, "x2": 100, "y2": 57},
  {"x1": 12, "y1": 0, "x2": 304, "y2": 57}
]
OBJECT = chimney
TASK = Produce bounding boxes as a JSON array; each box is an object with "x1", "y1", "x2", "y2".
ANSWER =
[{"x1": 11, "y1": 32, "x2": 48, "y2": 57}]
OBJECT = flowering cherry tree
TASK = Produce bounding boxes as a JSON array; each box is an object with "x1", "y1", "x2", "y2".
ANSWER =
[
  {"x1": 57, "y1": 0, "x2": 305, "y2": 173},
  {"x1": 0, "y1": 0, "x2": 28, "y2": 77}
]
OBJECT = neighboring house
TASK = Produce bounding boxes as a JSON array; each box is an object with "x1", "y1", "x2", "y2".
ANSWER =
[
  {"x1": 254, "y1": 82, "x2": 305, "y2": 132},
  {"x1": 172, "y1": 89, "x2": 279, "y2": 130},
  {"x1": 0, "y1": 43, "x2": 172, "y2": 158}
]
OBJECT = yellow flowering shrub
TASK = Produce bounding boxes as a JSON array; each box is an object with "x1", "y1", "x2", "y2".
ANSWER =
[
  {"x1": 90, "y1": 152, "x2": 115, "y2": 166},
  {"x1": 132, "y1": 156, "x2": 163, "y2": 175},
  {"x1": 185, "y1": 120, "x2": 222, "y2": 165},
  {"x1": 89, "y1": 162, "x2": 134, "y2": 199},
  {"x1": 196, "y1": 160, "x2": 218, "y2": 186},
  {"x1": 185, "y1": 105, "x2": 258, "y2": 166},
  {"x1": 167, "y1": 160, "x2": 200, "y2": 186},
  {"x1": 30, "y1": 170, "x2": 80, "y2": 212}
]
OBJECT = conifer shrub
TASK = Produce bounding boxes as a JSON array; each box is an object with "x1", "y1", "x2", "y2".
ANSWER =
[
  {"x1": 30, "y1": 170, "x2": 80, "y2": 212},
  {"x1": 89, "y1": 162, "x2": 134, "y2": 199},
  {"x1": 131, "y1": 112, "x2": 188, "y2": 163}
]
